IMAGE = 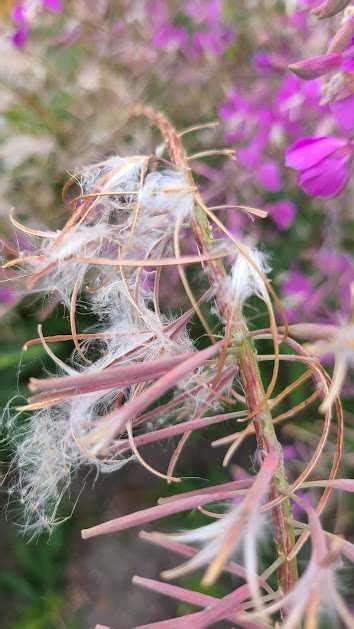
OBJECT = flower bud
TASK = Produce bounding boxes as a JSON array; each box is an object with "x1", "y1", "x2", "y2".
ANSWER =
[
  {"x1": 312, "y1": 0, "x2": 351, "y2": 19},
  {"x1": 289, "y1": 53, "x2": 342, "y2": 80}
]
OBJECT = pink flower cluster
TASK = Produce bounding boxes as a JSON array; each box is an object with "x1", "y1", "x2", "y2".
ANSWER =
[
  {"x1": 286, "y1": 9, "x2": 354, "y2": 197},
  {"x1": 286, "y1": 134, "x2": 353, "y2": 197},
  {"x1": 11, "y1": 0, "x2": 63, "y2": 48},
  {"x1": 150, "y1": 0, "x2": 234, "y2": 57}
]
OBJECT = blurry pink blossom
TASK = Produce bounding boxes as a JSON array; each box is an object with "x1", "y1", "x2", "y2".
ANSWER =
[
  {"x1": 150, "y1": 0, "x2": 234, "y2": 57},
  {"x1": 0, "y1": 287, "x2": 15, "y2": 304},
  {"x1": 152, "y1": 23, "x2": 189, "y2": 50},
  {"x1": 11, "y1": 0, "x2": 63, "y2": 48},
  {"x1": 282, "y1": 269, "x2": 314, "y2": 322},
  {"x1": 266, "y1": 199, "x2": 296, "y2": 230},
  {"x1": 285, "y1": 135, "x2": 353, "y2": 197},
  {"x1": 256, "y1": 160, "x2": 282, "y2": 192},
  {"x1": 43, "y1": 0, "x2": 63, "y2": 11},
  {"x1": 331, "y1": 93, "x2": 354, "y2": 131}
]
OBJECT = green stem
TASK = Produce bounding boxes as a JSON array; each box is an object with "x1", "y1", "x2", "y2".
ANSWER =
[
  {"x1": 235, "y1": 329, "x2": 298, "y2": 591},
  {"x1": 193, "y1": 199, "x2": 298, "y2": 592}
]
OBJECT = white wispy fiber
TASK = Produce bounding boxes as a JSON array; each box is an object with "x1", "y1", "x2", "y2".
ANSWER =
[
  {"x1": 22, "y1": 156, "x2": 195, "y2": 299},
  {"x1": 227, "y1": 245, "x2": 270, "y2": 312},
  {"x1": 161, "y1": 500, "x2": 267, "y2": 580},
  {"x1": 25, "y1": 223, "x2": 113, "y2": 305},
  {"x1": 7, "y1": 153, "x2": 198, "y2": 533},
  {"x1": 138, "y1": 170, "x2": 194, "y2": 221},
  {"x1": 7, "y1": 391, "x2": 129, "y2": 537},
  {"x1": 160, "y1": 450, "x2": 277, "y2": 582}
]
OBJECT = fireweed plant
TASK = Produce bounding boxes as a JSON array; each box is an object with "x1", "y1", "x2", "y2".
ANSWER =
[
  {"x1": 3, "y1": 106, "x2": 354, "y2": 628},
  {"x1": 286, "y1": 2, "x2": 354, "y2": 197}
]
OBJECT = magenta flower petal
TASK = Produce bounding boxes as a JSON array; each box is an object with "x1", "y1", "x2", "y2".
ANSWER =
[
  {"x1": 283, "y1": 269, "x2": 313, "y2": 297},
  {"x1": 267, "y1": 199, "x2": 296, "y2": 230},
  {"x1": 12, "y1": 4, "x2": 25, "y2": 25},
  {"x1": 42, "y1": 0, "x2": 64, "y2": 11},
  {"x1": 152, "y1": 24, "x2": 189, "y2": 50},
  {"x1": 342, "y1": 55, "x2": 354, "y2": 72},
  {"x1": 256, "y1": 160, "x2": 282, "y2": 192},
  {"x1": 238, "y1": 141, "x2": 262, "y2": 169},
  {"x1": 285, "y1": 136, "x2": 347, "y2": 170},
  {"x1": 298, "y1": 152, "x2": 350, "y2": 198},
  {"x1": 331, "y1": 94, "x2": 354, "y2": 131},
  {"x1": 0, "y1": 287, "x2": 15, "y2": 304},
  {"x1": 12, "y1": 26, "x2": 29, "y2": 48}
]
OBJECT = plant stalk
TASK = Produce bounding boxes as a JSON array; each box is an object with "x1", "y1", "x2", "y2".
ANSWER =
[
  {"x1": 235, "y1": 329, "x2": 298, "y2": 591},
  {"x1": 134, "y1": 106, "x2": 298, "y2": 593}
]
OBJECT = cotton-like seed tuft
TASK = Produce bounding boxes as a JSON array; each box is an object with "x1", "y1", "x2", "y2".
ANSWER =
[{"x1": 228, "y1": 246, "x2": 270, "y2": 312}]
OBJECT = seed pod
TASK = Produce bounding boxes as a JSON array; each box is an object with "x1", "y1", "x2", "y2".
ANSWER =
[{"x1": 289, "y1": 53, "x2": 342, "y2": 80}]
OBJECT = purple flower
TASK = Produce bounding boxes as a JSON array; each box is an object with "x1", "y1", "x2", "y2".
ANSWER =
[
  {"x1": 331, "y1": 94, "x2": 354, "y2": 131},
  {"x1": 192, "y1": 27, "x2": 233, "y2": 56},
  {"x1": 152, "y1": 24, "x2": 189, "y2": 50},
  {"x1": 313, "y1": 248, "x2": 354, "y2": 318},
  {"x1": 256, "y1": 160, "x2": 282, "y2": 192},
  {"x1": 266, "y1": 199, "x2": 297, "y2": 230},
  {"x1": 285, "y1": 135, "x2": 352, "y2": 198},
  {"x1": 12, "y1": 26, "x2": 29, "y2": 48},
  {"x1": 12, "y1": 3, "x2": 26, "y2": 24},
  {"x1": 282, "y1": 269, "x2": 314, "y2": 322},
  {"x1": 11, "y1": 0, "x2": 63, "y2": 48},
  {"x1": 238, "y1": 139, "x2": 264, "y2": 169},
  {"x1": 253, "y1": 51, "x2": 286, "y2": 74},
  {"x1": 11, "y1": 2, "x2": 28, "y2": 47},
  {"x1": 0, "y1": 287, "x2": 15, "y2": 305},
  {"x1": 219, "y1": 90, "x2": 251, "y2": 143},
  {"x1": 43, "y1": 0, "x2": 64, "y2": 11},
  {"x1": 283, "y1": 270, "x2": 313, "y2": 299},
  {"x1": 283, "y1": 445, "x2": 298, "y2": 462},
  {"x1": 186, "y1": 0, "x2": 222, "y2": 23}
]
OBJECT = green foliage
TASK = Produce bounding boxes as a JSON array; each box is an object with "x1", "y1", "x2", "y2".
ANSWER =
[
  {"x1": 0, "y1": 522, "x2": 77, "y2": 629},
  {"x1": 0, "y1": 308, "x2": 78, "y2": 627}
]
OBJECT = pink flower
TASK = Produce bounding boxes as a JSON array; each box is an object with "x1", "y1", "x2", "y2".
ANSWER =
[
  {"x1": 42, "y1": 0, "x2": 63, "y2": 12},
  {"x1": 331, "y1": 93, "x2": 354, "y2": 132},
  {"x1": 192, "y1": 27, "x2": 233, "y2": 56},
  {"x1": 11, "y1": 0, "x2": 63, "y2": 48},
  {"x1": 266, "y1": 199, "x2": 296, "y2": 230},
  {"x1": 285, "y1": 135, "x2": 353, "y2": 198},
  {"x1": 0, "y1": 287, "x2": 15, "y2": 304},
  {"x1": 11, "y1": 2, "x2": 28, "y2": 47},
  {"x1": 255, "y1": 160, "x2": 282, "y2": 192},
  {"x1": 152, "y1": 24, "x2": 189, "y2": 50},
  {"x1": 12, "y1": 26, "x2": 29, "y2": 48},
  {"x1": 282, "y1": 269, "x2": 314, "y2": 322}
]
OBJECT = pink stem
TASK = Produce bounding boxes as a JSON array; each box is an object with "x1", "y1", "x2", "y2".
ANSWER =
[
  {"x1": 82, "y1": 491, "x2": 238, "y2": 540},
  {"x1": 90, "y1": 342, "x2": 222, "y2": 448},
  {"x1": 111, "y1": 410, "x2": 247, "y2": 454},
  {"x1": 29, "y1": 352, "x2": 194, "y2": 397}
]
